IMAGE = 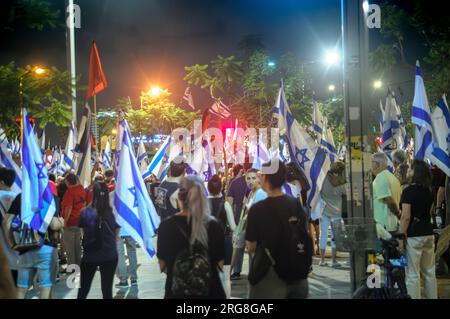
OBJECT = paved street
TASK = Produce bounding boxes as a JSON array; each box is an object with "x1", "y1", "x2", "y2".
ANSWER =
[
  {"x1": 16, "y1": 239, "x2": 445, "y2": 299},
  {"x1": 48, "y1": 246, "x2": 352, "y2": 299}
]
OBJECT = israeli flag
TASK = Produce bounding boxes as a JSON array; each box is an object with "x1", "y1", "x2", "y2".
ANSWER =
[
  {"x1": 280, "y1": 138, "x2": 290, "y2": 162},
  {"x1": 113, "y1": 120, "x2": 160, "y2": 258},
  {"x1": 39, "y1": 130, "x2": 46, "y2": 155},
  {"x1": 21, "y1": 109, "x2": 56, "y2": 233},
  {"x1": 276, "y1": 85, "x2": 330, "y2": 211},
  {"x1": 430, "y1": 95, "x2": 450, "y2": 176},
  {"x1": 142, "y1": 135, "x2": 171, "y2": 180},
  {"x1": 251, "y1": 139, "x2": 271, "y2": 171},
  {"x1": 320, "y1": 118, "x2": 337, "y2": 163},
  {"x1": 0, "y1": 144, "x2": 22, "y2": 193},
  {"x1": 312, "y1": 100, "x2": 325, "y2": 139},
  {"x1": 137, "y1": 137, "x2": 148, "y2": 174},
  {"x1": 48, "y1": 148, "x2": 61, "y2": 175},
  {"x1": 62, "y1": 121, "x2": 77, "y2": 171},
  {"x1": 102, "y1": 139, "x2": 112, "y2": 170},
  {"x1": 412, "y1": 61, "x2": 433, "y2": 160}
]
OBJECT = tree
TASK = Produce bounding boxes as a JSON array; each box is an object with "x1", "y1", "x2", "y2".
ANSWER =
[
  {"x1": 1, "y1": 0, "x2": 60, "y2": 32},
  {"x1": 126, "y1": 89, "x2": 199, "y2": 136},
  {"x1": 0, "y1": 62, "x2": 77, "y2": 139}
]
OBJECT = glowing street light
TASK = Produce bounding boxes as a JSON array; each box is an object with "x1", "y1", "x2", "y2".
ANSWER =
[
  {"x1": 324, "y1": 50, "x2": 340, "y2": 66},
  {"x1": 149, "y1": 86, "x2": 162, "y2": 97},
  {"x1": 373, "y1": 80, "x2": 383, "y2": 89},
  {"x1": 328, "y1": 84, "x2": 336, "y2": 92},
  {"x1": 267, "y1": 61, "x2": 276, "y2": 67},
  {"x1": 34, "y1": 67, "x2": 46, "y2": 75}
]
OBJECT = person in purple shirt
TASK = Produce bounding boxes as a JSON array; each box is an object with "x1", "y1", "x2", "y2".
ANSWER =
[{"x1": 77, "y1": 182, "x2": 120, "y2": 299}]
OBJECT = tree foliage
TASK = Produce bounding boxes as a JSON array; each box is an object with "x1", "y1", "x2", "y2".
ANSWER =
[
  {"x1": 0, "y1": 62, "x2": 77, "y2": 139},
  {"x1": 126, "y1": 89, "x2": 199, "y2": 136},
  {"x1": 1, "y1": 0, "x2": 60, "y2": 32}
]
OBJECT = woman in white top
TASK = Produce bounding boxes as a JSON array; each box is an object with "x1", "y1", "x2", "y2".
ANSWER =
[{"x1": 230, "y1": 168, "x2": 267, "y2": 280}]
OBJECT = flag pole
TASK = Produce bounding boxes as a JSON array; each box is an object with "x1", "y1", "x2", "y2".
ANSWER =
[{"x1": 94, "y1": 94, "x2": 99, "y2": 159}]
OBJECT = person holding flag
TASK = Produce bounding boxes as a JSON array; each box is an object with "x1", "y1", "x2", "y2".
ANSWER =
[
  {"x1": 113, "y1": 119, "x2": 160, "y2": 259},
  {"x1": 6, "y1": 109, "x2": 58, "y2": 299}
]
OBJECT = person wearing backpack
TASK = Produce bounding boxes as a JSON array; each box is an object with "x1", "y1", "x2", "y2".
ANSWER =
[
  {"x1": 246, "y1": 160, "x2": 312, "y2": 299},
  {"x1": 157, "y1": 175, "x2": 226, "y2": 299},
  {"x1": 77, "y1": 182, "x2": 120, "y2": 299}
]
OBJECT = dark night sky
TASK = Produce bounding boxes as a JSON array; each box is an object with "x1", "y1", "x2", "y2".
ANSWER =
[
  {"x1": 1, "y1": 0, "x2": 431, "y2": 115},
  {"x1": 2, "y1": 0, "x2": 346, "y2": 109}
]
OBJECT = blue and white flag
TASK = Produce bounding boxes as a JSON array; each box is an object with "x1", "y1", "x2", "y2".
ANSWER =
[
  {"x1": 21, "y1": 109, "x2": 56, "y2": 233},
  {"x1": 0, "y1": 144, "x2": 22, "y2": 193},
  {"x1": 137, "y1": 137, "x2": 148, "y2": 174},
  {"x1": 251, "y1": 139, "x2": 271, "y2": 171},
  {"x1": 62, "y1": 121, "x2": 77, "y2": 171},
  {"x1": 412, "y1": 61, "x2": 433, "y2": 160},
  {"x1": 280, "y1": 138, "x2": 290, "y2": 162},
  {"x1": 142, "y1": 135, "x2": 171, "y2": 181},
  {"x1": 276, "y1": 85, "x2": 330, "y2": 211},
  {"x1": 320, "y1": 118, "x2": 337, "y2": 163},
  {"x1": 312, "y1": 100, "x2": 325, "y2": 139},
  {"x1": 48, "y1": 148, "x2": 61, "y2": 175},
  {"x1": 39, "y1": 130, "x2": 46, "y2": 155},
  {"x1": 113, "y1": 120, "x2": 160, "y2": 259},
  {"x1": 430, "y1": 95, "x2": 450, "y2": 176},
  {"x1": 102, "y1": 139, "x2": 112, "y2": 171}
]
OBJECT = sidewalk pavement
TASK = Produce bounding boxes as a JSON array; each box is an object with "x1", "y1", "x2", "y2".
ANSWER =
[{"x1": 44, "y1": 246, "x2": 448, "y2": 299}]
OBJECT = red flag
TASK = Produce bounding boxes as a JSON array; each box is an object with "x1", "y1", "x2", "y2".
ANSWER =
[{"x1": 86, "y1": 42, "x2": 108, "y2": 100}]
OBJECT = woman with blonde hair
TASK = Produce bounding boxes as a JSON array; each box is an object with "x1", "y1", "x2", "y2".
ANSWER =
[{"x1": 157, "y1": 175, "x2": 226, "y2": 299}]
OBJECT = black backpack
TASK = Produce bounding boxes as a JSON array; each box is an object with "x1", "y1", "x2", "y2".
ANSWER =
[
  {"x1": 272, "y1": 198, "x2": 313, "y2": 281},
  {"x1": 171, "y1": 220, "x2": 212, "y2": 297}
]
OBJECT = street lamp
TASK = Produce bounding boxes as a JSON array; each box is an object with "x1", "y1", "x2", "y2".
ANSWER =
[
  {"x1": 328, "y1": 84, "x2": 336, "y2": 92},
  {"x1": 324, "y1": 50, "x2": 340, "y2": 66},
  {"x1": 19, "y1": 66, "x2": 47, "y2": 109},
  {"x1": 267, "y1": 61, "x2": 276, "y2": 67},
  {"x1": 149, "y1": 86, "x2": 162, "y2": 97},
  {"x1": 373, "y1": 80, "x2": 383, "y2": 89}
]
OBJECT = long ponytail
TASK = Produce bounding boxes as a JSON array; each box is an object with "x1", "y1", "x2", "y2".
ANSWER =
[{"x1": 178, "y1": 176, "x2": 210, "y2": 248}]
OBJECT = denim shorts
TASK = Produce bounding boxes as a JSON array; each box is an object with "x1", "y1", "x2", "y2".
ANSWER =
[{"x1": 17, "y1": 245, "x2": 58, "y2": 289}]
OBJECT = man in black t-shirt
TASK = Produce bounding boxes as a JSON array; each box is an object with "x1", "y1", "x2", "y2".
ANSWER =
[{"x1": 245, "y1": 160, "x2": 309, "y2": 299}]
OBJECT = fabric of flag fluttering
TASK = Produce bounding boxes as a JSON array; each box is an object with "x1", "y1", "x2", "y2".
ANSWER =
[
  {"x1": 142, "y1": 135, "x2": 171, "y2": 181},
  {"x1": 312, "y1": 100, "x2": 325, "y2": 138},
  {"x1": 39, "y1": 130, "x2": 46, "y2": 156},
  {"x1": 381, "y1": 92, "x2": 407, "y2": 152},
  {"x1": 0, "y1": 143, "x2": 22, "y2": 194},
  {"x1": 209, "y1": 100, "x2": 231, "y2": 119},
  {"x1": 102, "y1": 139, "x2": 112, "y2": 171},
  {"x1": 21, "y1": 109, "x2": 56, "y2": 233},
  {"x1": 319, "y1": 118, "x2": 337, "y2": 163},
  {"x1": 276, "y1": 84, "x2": 330, "y2": 212},
  {"x1": 48, "y1": 148, "x2": 64, "y2": 176},
  {"x1": 183, "y1": 87, "x2": 195, "y2": 110},
  {"x1": 86, "y1": 41, "x2": 108, "y2": 101},
  {"x1": 137, "y1": 137, "x2": 148, "y2": 174},
  {"x1": 412, "y1": 61, "x2": 433, "y2": 161},
  {"x1": 251, "y1": 138, "x2": 271, "y2": 171},
  {"x1": 113, "y1": 119, "x2": 160, "y2": 259},
  {"x1": 61, "y1": 121, "x2": 77, "y2": 171},
  {"x1": 75, "y1": 104, "x2": 93, "y2": 188},
  {"x1": 430, "y1": 95, "x2": 450, "y2": 176}
]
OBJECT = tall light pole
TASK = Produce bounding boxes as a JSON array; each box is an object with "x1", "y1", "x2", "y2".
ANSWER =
[
  {"x1": 66, "y1": 0, "x2": 77, "y2": 124},
  {"x1": 342, "y1": 0, "x2": 374, "y2": 293}
]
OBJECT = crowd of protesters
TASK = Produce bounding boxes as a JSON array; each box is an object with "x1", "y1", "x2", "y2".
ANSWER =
[{"x1": 0, "y1": 148, "x2": 449, "y2": 300}]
